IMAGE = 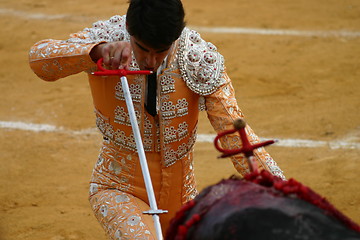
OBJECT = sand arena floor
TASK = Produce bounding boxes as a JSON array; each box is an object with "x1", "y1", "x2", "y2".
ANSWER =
[{"x1": 1, "y1": 0, "x2": 360, "y2": 239}]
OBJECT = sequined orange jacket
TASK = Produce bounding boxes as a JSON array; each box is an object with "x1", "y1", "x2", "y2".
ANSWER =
[{"x1": 29, "y1": 15, "x2": 284, "y2": 179}]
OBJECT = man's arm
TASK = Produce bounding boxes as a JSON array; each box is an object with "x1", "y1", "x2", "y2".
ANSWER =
[
  {"x1": 29, "y1": 15, "x2": 132, "y2": 81},
  {"x1": 28, "y1": 31, "x2": 99, "y2": 81},
  {"x1": 204, "y1": 73, "x2": 286, "y2": 179}
]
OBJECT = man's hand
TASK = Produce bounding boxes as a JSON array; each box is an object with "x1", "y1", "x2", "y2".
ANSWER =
[{"x1": 90, "y1": 41, "x2": 132, "y2": 70}]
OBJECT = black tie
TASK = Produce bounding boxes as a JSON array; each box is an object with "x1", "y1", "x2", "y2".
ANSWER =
[{"x1": 145, "y1": 73, "x2": 157, "y2": 116}]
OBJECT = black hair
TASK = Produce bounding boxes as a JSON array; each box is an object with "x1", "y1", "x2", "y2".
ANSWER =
[{"x1": 126, "y1": 0, "x2": 186, "y2": 49}]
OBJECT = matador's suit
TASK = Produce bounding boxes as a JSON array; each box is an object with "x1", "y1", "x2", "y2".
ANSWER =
[{"x1": 29, "y1": 15, "x2": 285, "y2": 240}]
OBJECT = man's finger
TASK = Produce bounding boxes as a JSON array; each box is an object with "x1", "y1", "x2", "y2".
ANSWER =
[
  {"x1": 111, "y1": 49, "x2": 122, "y2": 69},
  {"x1": 119, "y1": 47, "x2": 131, "y2": 69},
  {"x1": 102, "y1": 45, "x2": 112, "y2": 67}
]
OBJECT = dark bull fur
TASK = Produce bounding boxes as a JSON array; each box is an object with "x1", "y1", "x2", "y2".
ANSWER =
[{"x1": 166, "y1": 173, "x2": 360, "y2": 240}]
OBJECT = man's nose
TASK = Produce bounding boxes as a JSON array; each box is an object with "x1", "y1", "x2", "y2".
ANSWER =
[{"x1": 146, "y1": 53, "x2": 156, "y2": 68}]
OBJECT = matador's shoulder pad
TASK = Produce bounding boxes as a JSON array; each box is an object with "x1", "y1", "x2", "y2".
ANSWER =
[{"x1": 177, "y1": 28, "x2": 228, "y2": 96}]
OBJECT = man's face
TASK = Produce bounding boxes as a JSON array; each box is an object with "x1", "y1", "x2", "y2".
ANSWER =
[{"x1": 129, "y1": 35, "x2": 172, "y2": 72}]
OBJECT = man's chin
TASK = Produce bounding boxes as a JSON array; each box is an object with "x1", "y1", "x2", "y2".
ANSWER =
[{"x1": 141, "y1": 64, "x2": 158, "y2": 71}]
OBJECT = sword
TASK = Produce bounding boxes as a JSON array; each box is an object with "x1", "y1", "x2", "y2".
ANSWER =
[
  {"x1": 93, "y1": 58, "x2": 167, "y2": 240},
  {"x1": 214, "y1": 118, "x2": 276, "y2": 173}
]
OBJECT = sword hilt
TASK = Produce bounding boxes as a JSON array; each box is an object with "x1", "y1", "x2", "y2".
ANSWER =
[
  {"x1": 143, "y1": 209, "x2": 169, "y2": 215},
  {"x1": 92, "y1": 58, "x2": 152, "y2": 76},
  {"x1": 214, "y1": 118, "x2": 276, "y2": 172}
]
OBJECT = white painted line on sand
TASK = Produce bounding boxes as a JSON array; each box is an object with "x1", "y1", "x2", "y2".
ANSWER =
[
  {"x1": 1, "y1": 8, "x2": 360, "y2": 38},
  {"x1": 0, "y1": 8, "x2": 69, "y2": 20},
  {"x1": 191, "y1": 26, "x2": 360, "y2": 38},
  {"x1": 1, "y1": 121, "x2": 359, "y2": 150},
  {"x1": 0, "y1": 120, "x2": 60, "y2": 132},
  {"x1": 0, "y1": 121, "x2": 95, "y2": 135},
  {"x1": 198, "y1": 134, "x2": 360, "y2": 150}
]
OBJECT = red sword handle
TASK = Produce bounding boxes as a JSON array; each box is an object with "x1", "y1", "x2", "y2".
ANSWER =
[
  {"x1": 92, "y1": 58, "x2": 153, "y2": 76},
  {"x1": 214, "y1": 119, "x2": 275, "y2": 172}
]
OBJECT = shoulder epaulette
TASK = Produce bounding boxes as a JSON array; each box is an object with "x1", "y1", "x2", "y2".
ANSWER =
[{"x1": 177, "y1": 28, "x2": 227, "y2": 96}]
